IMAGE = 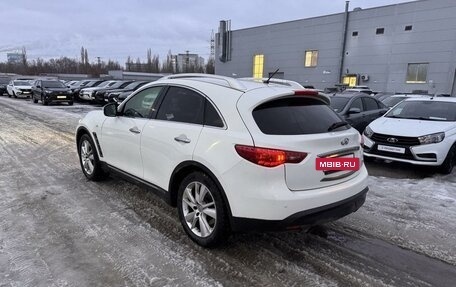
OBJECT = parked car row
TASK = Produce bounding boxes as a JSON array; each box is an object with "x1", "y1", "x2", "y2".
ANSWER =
[
  {"x1": 0, "y1": 78, "x2": 155, "y2": 106},
  {"x1": 67, "y1": 79, "x2": 153, "y2": 105}
]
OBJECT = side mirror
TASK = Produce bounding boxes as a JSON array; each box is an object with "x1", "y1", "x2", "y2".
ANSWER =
[
  {"x1": 348, "y1": 107, "x2": 361, "y2": 114},
  {"x1": 103, "y1": 103, "x2": 118, "y2": 117}
]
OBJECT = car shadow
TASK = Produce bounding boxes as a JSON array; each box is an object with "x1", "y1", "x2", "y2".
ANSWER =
[{"x1": 365, "y1": 159, "x2": 439, "y2": 179}]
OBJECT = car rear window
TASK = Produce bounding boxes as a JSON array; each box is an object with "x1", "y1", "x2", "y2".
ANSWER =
[{"x1": 253, "y1": 97, "x2": 345, "y2": 135}]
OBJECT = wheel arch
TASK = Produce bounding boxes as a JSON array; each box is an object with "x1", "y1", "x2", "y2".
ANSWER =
[
  {"x1": 169, "y1": 161, "x2": 233, "y2": 222},
  {"x1": 75, "y1": 126, "x2": 103, "y2": 158}
]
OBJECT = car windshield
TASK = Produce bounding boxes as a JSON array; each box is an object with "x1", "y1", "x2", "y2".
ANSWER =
[
  {"x1": 42, "y1": 81, "x2": 65, "y2": 88},
  {"x1": 382, "y1": 96, "x2": 406, "y2": 108},
  {"x1": 329, "y1": 97, "x2": 350, "y2": 112},
  {"x1": 385, "y1": 100, "x2": 456, "y2": 121},
  {"x1": 14, "y1": 81, "x2": 30, "y2": 86}
]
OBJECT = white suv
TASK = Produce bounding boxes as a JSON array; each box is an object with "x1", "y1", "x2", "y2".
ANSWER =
[
  {"x1": 363, "y1": 97, "x2": 456, "y2": 173},
  {"x1": 76, "y1": 74, "x2": 368, "y2": 247}
]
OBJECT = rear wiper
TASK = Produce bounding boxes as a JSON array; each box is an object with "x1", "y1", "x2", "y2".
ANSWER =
[{"x1": 328, "y1": 121, "x2": 349, "y2": 132}]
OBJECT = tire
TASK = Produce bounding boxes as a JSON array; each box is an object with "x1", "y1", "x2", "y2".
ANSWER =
[
  {"x1": 13, "y1": 91, "x2": 17, "y2": 98},
  {"x1": 8, "y1": 93, "x2": 11, "y2": 98},
  {"x1": 33, "y1": 95, "x2": 38, "y2": 103},
  {"x1": 439, "y1": 144, "x2": 456, "y2": 174},
  {"x1": 78, "y1": 134, "x2": 107, "y2": 181},
  {"x1": 177, "y1": 171, "x2": 230, "y2": 247},
  {"x1": 41, "y1": 95, "x2": 48, "y2": 106},
  {"x1": 68, "y1": 101, "x2": 74, "y2": 106}
]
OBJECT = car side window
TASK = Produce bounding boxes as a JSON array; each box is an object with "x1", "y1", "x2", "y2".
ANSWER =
[
  {"x1": 204, "y1": 101, "x2": 224, "y2": 128},
  {"x1": 350, "y1": 98, "x2": 363, "y2": 111},
  {"x1": 363, "y1": 97, "x2": 379, "y2": 111},
  {"x1": 122, "y1": 86, "x2": 162, "y2": 118},
  {"x1": 156, "y1": 87, "x2": 204, "y2": 125}
]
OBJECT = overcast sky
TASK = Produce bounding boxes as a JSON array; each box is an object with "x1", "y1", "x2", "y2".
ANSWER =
[{"x1": 0, "y1": 0, "x2": 414, "y2": 65}]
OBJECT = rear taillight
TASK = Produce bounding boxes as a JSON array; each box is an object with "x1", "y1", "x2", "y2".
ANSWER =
[{"x1": 235, "y1": 145, "x2": 307, "y2": 167}]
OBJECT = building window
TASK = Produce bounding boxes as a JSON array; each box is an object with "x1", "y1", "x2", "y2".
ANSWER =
[
  {"x1": 406, "y1": 63, "x2": 428, "y2": 83},
  {"x1": 376, "y1": 28, "x2": 385, "y2": 35},
  {"x1": 305, "y1": 50, "x2": 318, "y2": 67},
  {"x1": 352, "y1": 31, "x2": 358, "y2": 36},
  {"x1": 343, "y1": 75, "x2": 358, "y2": 87},
  {"x1": 253, "y1": 54, "x2": 264, "y2": 79},
  {"x1": 405, "y1": 25, "x2": 413, "y2": 31}
]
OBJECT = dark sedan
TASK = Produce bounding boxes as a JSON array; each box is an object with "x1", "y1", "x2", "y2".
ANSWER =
[
  {"x1": 92, "y1": 80, "x2": 134, "y2": 104},
  {"x1": 32, "y1": 80, "x2": 73, "y2": 105},
  {"x1": 70, "y1": 79, "x2": 106, "y2": 101},
  {"x1": 330, "y1": 93, "x2": 388, "y2": 133},
  {"x1": 106, "y1": 81, "x2": 150, "y2": 103},
  {"x1": 0, "y1": 77, "x2": 9, "y2": 95}
]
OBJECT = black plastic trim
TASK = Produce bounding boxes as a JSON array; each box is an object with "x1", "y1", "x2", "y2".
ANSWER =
[
  {"x1": 102, "y1": 163, "x2": 171, "y2": 205},
  {"x1": 230, "y1": 187, "x2": 368, "y2": 233},
  {"x1": 92, "y1": 132, "x2": 103, "y2": 157}
]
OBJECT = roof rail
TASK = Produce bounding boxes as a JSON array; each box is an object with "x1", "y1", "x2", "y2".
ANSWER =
[{"x1": 160, "y1": 73, "x2": 246, "y2": 91}]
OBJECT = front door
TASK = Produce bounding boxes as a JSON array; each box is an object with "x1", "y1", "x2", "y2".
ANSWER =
[{"x1": 100, "y1": 86, "x2": 163, "y2": 178}]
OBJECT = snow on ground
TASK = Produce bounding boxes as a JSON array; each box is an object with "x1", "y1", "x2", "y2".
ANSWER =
[{"x1": 0, "y1": 96, "x2": 455, "y2": 286}]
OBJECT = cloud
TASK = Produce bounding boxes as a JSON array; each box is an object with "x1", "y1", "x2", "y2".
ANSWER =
[{"x1": 0, "y1": 0, "x2": 414, "y2": 64}]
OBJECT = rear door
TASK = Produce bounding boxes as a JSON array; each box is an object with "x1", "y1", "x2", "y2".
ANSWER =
[
  {"x1": 362, "y1": 96, "x2": 385, "y2": 130},
  {"x1": 141, "y1": 86, "x2": 205, "y2": 190},
  {"x1": 345, "y1": 97, "x2": 365, "y2": 132},
  {"x1": 238, "y1": 94, "x2": 363, "y2": 191}
]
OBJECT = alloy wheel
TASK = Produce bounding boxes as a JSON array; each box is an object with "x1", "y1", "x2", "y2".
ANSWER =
[
  {"x1": 181, "y1": 181, "x2": 217, "y2": 238},
  {"x1": 80, "y1": 139, "x2": 95, "y2": 175}
]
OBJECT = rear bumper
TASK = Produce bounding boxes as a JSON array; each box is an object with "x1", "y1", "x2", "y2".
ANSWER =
[{"x1": 231, "y1": 187, "x2": 368, "y2": 232}]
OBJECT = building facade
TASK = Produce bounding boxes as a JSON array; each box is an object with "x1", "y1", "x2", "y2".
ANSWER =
[
  {"x1": 175, "y1": 53, "x2": 205, "y2": 73},
  {"x1": 215, "y1": 0, "x2": 456, "y2": 95}
]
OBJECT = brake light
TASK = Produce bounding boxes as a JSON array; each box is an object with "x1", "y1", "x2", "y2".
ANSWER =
[
  {"x1": 235, "y1": 145, "x2": 307, "y2": 167},
  {"x1": 294, "y1": 90, "x2": 318, "y2": 96}
]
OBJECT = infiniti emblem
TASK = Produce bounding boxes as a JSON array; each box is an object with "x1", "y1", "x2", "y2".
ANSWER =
[
  {"x1": 387, "y1": 137, "x2": 398, "y2": 143},
  {"x1": 341, "y1": 138, "x2": 350, "y2": 145}
]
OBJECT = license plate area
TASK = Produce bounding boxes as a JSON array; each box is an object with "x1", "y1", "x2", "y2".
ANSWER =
[
  {"x1": 57, "y1": 95, "x2": 66, "y2": 99},
  {"x1": 377, "y1": 145, "x2": 405, "y2": 154}
]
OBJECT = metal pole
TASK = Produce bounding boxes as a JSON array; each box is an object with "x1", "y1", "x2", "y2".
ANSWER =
[{"x1": 338, "y1": 1, "x2": 350, "y2": 83}]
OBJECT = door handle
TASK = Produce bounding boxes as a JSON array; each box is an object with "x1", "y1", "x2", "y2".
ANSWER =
[
  {"x1": 174, "y1": 135, "x2": 191, "y2": 143},
  {"x1": 129, "y1": 127, "x2": 141, "y2": 134}
]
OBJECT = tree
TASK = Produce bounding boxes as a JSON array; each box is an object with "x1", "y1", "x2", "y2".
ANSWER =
[
  {"x1": 161, "y1": 50, "x2": 174, "y2": 73},
  {"x1": 81, "y1": 46, "x2": 85, "y2": 65},
  {"x1": 21, "y1": 46, "x2": 27, "y2": 67},
  {"x1": 146, "y1": 48, "x2": 152, "y2": 72},
  {"x1": 84, "y1": 48, "x2": 89, "y2": 66},
  {"x1": 126, "y1": 56, "x2": 132, "y2": 71},
  {"x1": 205, "y1": 58, "x2": 215, "y2": 74}
]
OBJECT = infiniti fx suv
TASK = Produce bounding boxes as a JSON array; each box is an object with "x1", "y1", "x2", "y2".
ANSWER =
[{"x1": 76, "y1": 74, "x2": 368, "y2": 247}]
